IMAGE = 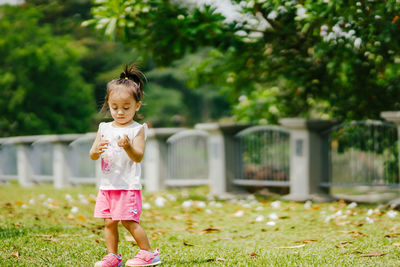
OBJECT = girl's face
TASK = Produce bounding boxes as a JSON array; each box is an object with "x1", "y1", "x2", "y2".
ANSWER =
[{"x1": 108, "y1": 89, "x2": 141, "y2": 127}]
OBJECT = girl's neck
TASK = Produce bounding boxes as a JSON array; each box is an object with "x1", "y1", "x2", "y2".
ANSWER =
[{"x1": 111, "y1": 120, "x2": 135, "y2": 128}]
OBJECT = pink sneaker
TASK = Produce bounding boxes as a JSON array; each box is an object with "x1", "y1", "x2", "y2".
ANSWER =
[
  {"x1": 125, "y1": 249, "x2": 161, "y2": 266},
  {"x1": 95, "y1": 253, "x2": 123, "y2": 267}
]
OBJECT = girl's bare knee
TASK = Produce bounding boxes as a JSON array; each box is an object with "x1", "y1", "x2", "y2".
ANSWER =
[
  {"x1": 121, "y1": 220, "x2": 138, "y2": 228},
  {"x1": 104, "y1": 218, "x2": 119, "y2": 228}
]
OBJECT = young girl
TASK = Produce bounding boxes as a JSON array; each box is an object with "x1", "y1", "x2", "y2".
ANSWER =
[{"x1": 90, "y1": 64, "x2": 161, "y2": 267}]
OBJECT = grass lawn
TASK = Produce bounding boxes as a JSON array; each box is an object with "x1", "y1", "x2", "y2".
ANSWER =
[{"x1": 1, "y1": 182, "x2": 400, "y2": 266}]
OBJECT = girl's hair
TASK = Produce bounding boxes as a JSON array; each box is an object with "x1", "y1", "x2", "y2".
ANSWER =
[{"x1": 100, "y1": 64, "x2": 145, "y2": 114}]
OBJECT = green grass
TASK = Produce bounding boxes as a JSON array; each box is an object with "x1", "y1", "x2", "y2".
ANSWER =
[{"x1": 1, "y1": 182, "x2": 400, "y2": 266}]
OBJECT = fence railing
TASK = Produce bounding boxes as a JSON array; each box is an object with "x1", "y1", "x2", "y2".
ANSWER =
[
  {"x1": 1, "y1": 112, "x2": 400, "y2": 202},
  {"x1": 234, "y1": 126, "x2": 290, "y2": 187},
  {"x1": 166, "y1": 129, "x2": 209, "y2": 186},
  {"x1": 322, "y1": 120, "x2": 399, "y2": 187}
]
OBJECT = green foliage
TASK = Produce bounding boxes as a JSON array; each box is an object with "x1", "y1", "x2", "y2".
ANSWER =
[
  {"x1": 0, "y1": 5, "x2": 96, "y2": 136},
  {"x1": 87, "y1": 0, "x2": 400, "y2": 123}
]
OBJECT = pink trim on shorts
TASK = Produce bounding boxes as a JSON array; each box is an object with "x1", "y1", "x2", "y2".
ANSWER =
[{"x1": 94, "y1": 190, "x2": 142, "y2": 222}]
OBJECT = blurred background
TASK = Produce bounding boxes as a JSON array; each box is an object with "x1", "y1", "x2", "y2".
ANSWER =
[{"x1": 1, "y1": 0, "x2": 400, "y2": 137}]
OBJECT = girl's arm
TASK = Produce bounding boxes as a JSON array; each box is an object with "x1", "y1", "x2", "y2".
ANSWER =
[
  {"x1": 89, "y1": 130, "x2": 109, "y2": 160},
  {"x1": 118, "y1": 127, "x2": 146, "y2": 163}
]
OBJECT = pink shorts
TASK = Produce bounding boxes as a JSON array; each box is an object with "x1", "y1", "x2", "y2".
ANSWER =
[{"x1": 94, "y1": 190, "x2": 142, "y2": 222}]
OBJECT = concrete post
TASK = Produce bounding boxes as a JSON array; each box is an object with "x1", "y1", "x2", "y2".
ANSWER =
[
  {"x1": 279, "y1": 118, "x2": 338, "y2": 202},
  {"x1": 144, "y1": 128, "x2": 183, "y2": 192},
  {"x1": 17, "y1": 144, "x2": 33, "y2": 187},
  {"x1": 196, "y1": 123, "x2": 249, "y2": 196}
]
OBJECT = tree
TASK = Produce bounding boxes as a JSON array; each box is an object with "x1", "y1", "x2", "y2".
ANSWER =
[
  {"x1": 86, "y1": 0, "x2": 400, "y2": 123},
  {"x1": 0, "y1": 5, "x2": 96, "y2": 136}
]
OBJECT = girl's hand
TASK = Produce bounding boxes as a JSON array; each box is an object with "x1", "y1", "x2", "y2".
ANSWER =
[
  {"x1": 118, "y1": 134, "x2": 131, "y2": 149},
  {"x1": 94, "y1": 139, "x2": 109, "y2": 155}
]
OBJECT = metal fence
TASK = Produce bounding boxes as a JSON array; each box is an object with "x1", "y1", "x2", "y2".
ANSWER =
[
  {"x1": 322, "y1": 120, "x2": 399, "y2": 187},
  {"x1": 31, "y1": 141, "x2": 53, "y2": 182},
  {"x1": 234, "y1": 126, "x2": 290, "y2": 186},
  {"x1": 166, "y1": 130, "x2": 209, "y2": 186},
  {"x1": 69, "y1": 134, "x2": 97, "y2": 184},
  {"x1": 0, "y1": 144, "x2": 17, "y2": 179}
]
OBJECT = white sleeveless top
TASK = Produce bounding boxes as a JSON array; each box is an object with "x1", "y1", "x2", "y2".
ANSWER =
[{"x1": 98, "y1": 121, "x2": 148, "y2": 190}]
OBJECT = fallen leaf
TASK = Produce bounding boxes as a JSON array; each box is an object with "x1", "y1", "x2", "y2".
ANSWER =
[
  {"x1": 250, "y1": 252, "x2": 258, "y2": 257},
  {"x1": 67, "y1": 214, "x2": 74, "y2": 220},
  {"x1": 210, "y1": 237, "x2": 232, "y2": 242},
  {"x1": 393, "y1": 242, "x2": 400, "y2": 246},
  {"x1": 295, "y1": 240, "x2": 317, "y2": 244},
  {"x1": 151, "y1": 233, "x2": 158, "y2": 240},
  {"x1": 360, "y1": 252, "x2": 386, "y2": 257},
  {"x1": 33, "y1": 234, "x2": 54, "y2": 238},
  {"x1": 335, "y1": 241, "x2": 352, "y2": 248},
  {"x1": 385, "y1": 233, "x2": 400, "y2": 238},
  {"x1": 77, "y1": 216, "x2": 86, "y2": 221},
  {"x1": 206, "y1": 258, "x2": 226, "y2": 262},
  {"x1": 275, "y1": 244, "x2": 305, "y2": 249},
  {"x1": 183, "y1": 241, "x2": 202, "y2": 247},
  {"x1": 339, "y1": 231, "x2": 368, "y2": 238},
  {"x1": 15, "y1": 201, "x2": 26, "y2": 206},
  {"x1": 14, "y1": 222, "x2": 21, "y2": 227},
  {"x1": 10, "y1": 251, "x2": 19, "y2": 257},
  {"x1": 200, "y1": 228, "x2": 220, "y2": 234}
]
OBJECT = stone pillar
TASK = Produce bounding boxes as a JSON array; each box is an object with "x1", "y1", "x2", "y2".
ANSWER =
[
  {"x1": 17, "y1": 143, "x2": 33, "y2": 187},
  {"x1": 144, "y1": 128, "x2": 183, "y2": 192},
  {"x1": 280, "y1": 118, "x2": 338, "y2": 202},
  {"x1": 196, "y1": 123, "x2": 249, "y2": 196}
]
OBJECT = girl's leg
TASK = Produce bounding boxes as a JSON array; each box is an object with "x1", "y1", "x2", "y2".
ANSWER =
[
  {"x1": 121, "y1": 220, "x2": 151, "y2": 252},
  {"x1": 104, "y1": 218, "x2": 119, "y2": 254}
]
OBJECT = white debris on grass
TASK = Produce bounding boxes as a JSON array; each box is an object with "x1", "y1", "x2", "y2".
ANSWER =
[
  {"x1": 266, "y1": 221, "x2": 276, "y2": 226},
  {"x1": 324, "y1": 210, "x2": 343, "y2": 222},
  {"x1": 71, "y1": 206, "x2": 79, "y2": 213},
  {"x1": 255, "y1": 215, "x2": 265, "y2": 222},
  {"x1": 387, "y1": 210, "x2": 398, "y2": 218},
  {"x1": 154, "y1": 196, "x2": 166, "y2": 207},
  {"x1": 205, "y1": 209, "x2": 213, "y2": 214},
  {"x1": 271, "y1": 201, "x2": 281, "y2": 209},
  {"x1": 347, "y1": 202, "x2": 357, "y2": 209},
  {"x1": 22, "y1": 204, "x2": 28, "y2": 209},
  {"x1": 196, "y1": 201, "x2": 206, "y2": 208},
  {"x1": 65, "y1": 194, "x2": 74, "y2": 203},
  {"x1": 182, "y1": 200, "x2": 193, "y2": 209},
  {"x1": 242, "y1": 203, "x2": 252, "y2": 209},
  {"x1": 233, "y1": 210, "x2": 244, "y2": 217},
  {"x1": 255, "y1": 206, "x2": 264, "y2": 211},
  {"x1": 366, "y1": 209, "x2": 374, "y2": 216},
  {"x1": 29, "y1": 198, "x2": 35, "y2": 205},
  {"x1": 142, "y1": 203, "x2": 151, "y2": 210},
  {"x1": 78, "y1": 194, "x2": 89, "y2": 205},
  {"x1": 365, "y1": 217, "x2": 374, "y2": 224},
  {"x1": 269, "y1": 213, "x2": 279, "y2": 221},
  {"x1": 247, "y1": 194, "x2": 256, "y2": 201},
  {"x1": 304, "y1": 200, "x2": 312, "y2": 209},
  {"x1": 166, "y1": 194, "x2": 177, "y2": 202}
]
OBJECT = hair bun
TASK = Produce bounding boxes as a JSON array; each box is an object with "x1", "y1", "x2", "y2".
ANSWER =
[{"x1": 120, "y1": 72, "x2": 128, "y2": 79}]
